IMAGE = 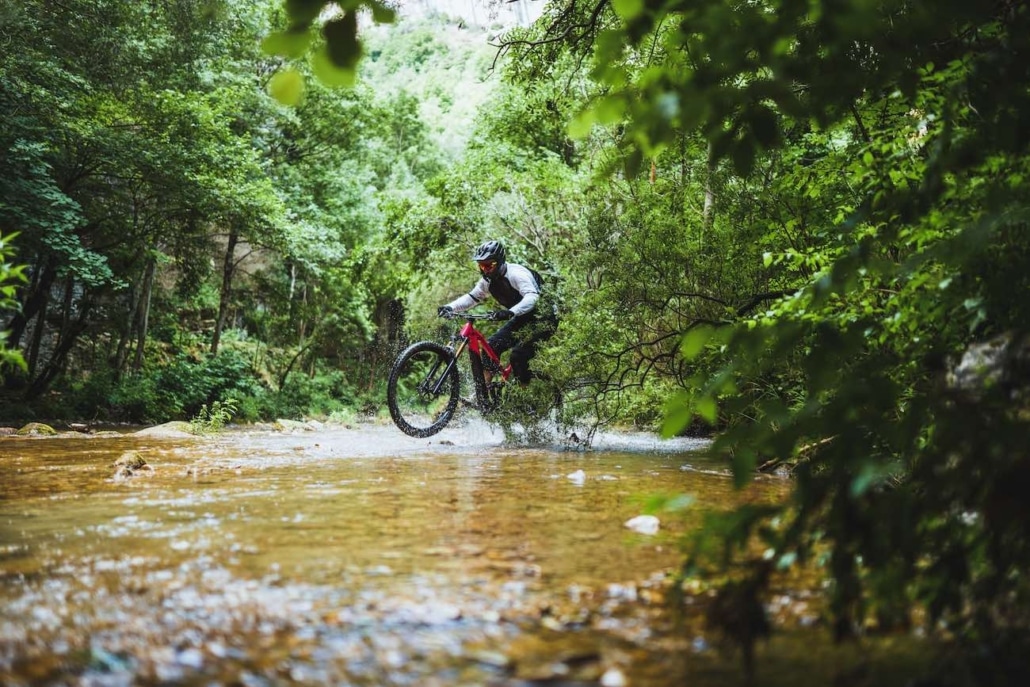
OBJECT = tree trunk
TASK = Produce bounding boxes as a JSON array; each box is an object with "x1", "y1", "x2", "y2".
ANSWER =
[
  {"x1": 113, "y1": 280, "x2": 140, "y2": 377},
  {"x1": 212, "y1": 226, "x2": 239, "y2": 355},
  {"x1": 287, "y1": 262, "x2": 299, "y2": 336},
  {"x1": 26, "y1": 289, "x2": 49, "y2": 378},
  {"x1": 5, "y1": 254, "x2": 58, "y2": 349},
  {"x1": 132, "y1": 256, "x2": 156, "y2": 373},
  {"x1": 25, "y1": 290, "x2": 93, "y2": 400},
  {"x1": 702, "y1": 139, "x2": 716, "y2": 247},
  {"x1": 278, "y1": 341, "x2": 312, "y2": 392},
  {"x1": 297, "y1": 283, "x2": 308, "y2": 341}
]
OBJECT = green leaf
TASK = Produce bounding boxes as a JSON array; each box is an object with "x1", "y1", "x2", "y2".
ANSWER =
[
  {"x1": 260, "y1": 28, "x2": 312, "y2": 58},
  {"x1": 748, "y1": 104, "x2": 779, "y2": 148},
  {"x1": 776, "y1": 551, "x2": 797, "y2": 571},
  {"x1": 681, "y1": 326, "x2": 715, "y2": 358},
  {"x1": 323, "y1": 13, "x2": 362, "y2": 70},
  {"x1": 594, "y1": 95, "x2": 626, "y2": 125},
  {"x1": 368, "y1": 1, "x2": 397, "y2": 23},
  {"x1": 568, "y1": 110, "x2": 596, "y2": 139},
  {"x1": 696, "y1": 396, "x2": 717, "y2": 424},
  {"x1": 624, "y1": 148, "x2": 644, "y2": 179},
  {"x1": 611, "y1": 0, "x2": 645, "y2": 20},
  {"x1": 661, "y1": 391, "x2": 693, "y2": 437},
  {"x1": 285, "y1": 0, "x2": 326, "y2": 26},
  {"x1": 311, "y1": 46, "x2": 357, "y2": 88},
  {"x1": 731, "y1": 449, "x2": 758, "y2": 489},
  {"x1": 662, "y1": 405, "x2": 692, "y2": 438},
  {"x1": 731, "y1": 138, "x2": 756, "y2": 176},
  {"x1": 663, "y1": 493, "x2": 696, "y2": 512},
  {"x1": 641, "y1": 492, "x2": 696, "y2": 514},
  {"x1": 268, "y1": 68, "x2": 305, "y2": 106}
]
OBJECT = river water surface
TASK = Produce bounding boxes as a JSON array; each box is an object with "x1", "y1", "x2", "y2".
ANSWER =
[{"x1": 1, "y1": 419, "x2": 929, "y2": 686}]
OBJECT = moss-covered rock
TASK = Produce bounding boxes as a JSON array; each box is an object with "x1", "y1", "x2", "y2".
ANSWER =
[
  {"x1": 133, "y1": 421, "x2": 195, "y2": 438},
  {"x1": 114, "y1": 451, "x2": 147, "y2": 470},
  {"x1": 15, "y1": 422, "x2": 57, "y2": 436}
]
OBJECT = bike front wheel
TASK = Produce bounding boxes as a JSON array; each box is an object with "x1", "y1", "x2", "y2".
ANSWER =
[{"x1": 387, "y1": 341, "x2": 460, "y2": 437}]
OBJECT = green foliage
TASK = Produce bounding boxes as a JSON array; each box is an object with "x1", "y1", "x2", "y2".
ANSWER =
[
  {"x1": 189, "y1": 397, "x2": 239, "y2": 434},
  {"x1": 361, "y1": 20, "x2": 495, "y2": 165},
  {"x1": 494, "y1": 0, "x2": 1030, "y2": 676},
  {"x1": 1, "y1": 0, "x2": 447, "y2": 419},
  {"x1": 9, "y1": 4, "x2": 1030, "y2": 680},
  {"x1": 76, "y1": 349, "x2": 262, "y2": 424},
  {"x1": 264, "y1": 0, "x2": 396, "y2": 103},
  {"x1": 578, "y1": 0, "x2": 1030, "y2": 669},
  {"x1": 0, "y1": 232, "x2": 28, "y2": 375},
  {"x1": 264, "y1": 368, "x2": 357, "y2": 420}
]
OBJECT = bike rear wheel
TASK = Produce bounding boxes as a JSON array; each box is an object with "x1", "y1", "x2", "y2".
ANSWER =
[{"x1": 387, "y1": 341, "x2": 460, "y2": 437}]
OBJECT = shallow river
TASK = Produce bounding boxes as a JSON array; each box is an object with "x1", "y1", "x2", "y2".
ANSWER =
[{"x1": 1, "y1": 419, "x2": 928, "y2": 686}]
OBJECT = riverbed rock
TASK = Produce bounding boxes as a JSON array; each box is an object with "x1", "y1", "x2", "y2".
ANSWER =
[
  {"x1": 114, "y1": 451, "x2": 148, "y2": 470},
  {"x1": 113, "y1": 450, "x2": 152, "y2": 480},
  {"x1": 601, "y1": 667, "x2": 628, "y2": 687},
  {"x1": 948, "y1": 331, "x2": 1030, "y2": 399},
  {"x1": 134, "y1": 421, "x2": 195, "y2": 438},
  {"x1": 506, "y1": 633, "x2": 603, "y2": 682},
  {"x1": 624, "y1": 515, "x2": 660, "y2": 535},
  {"x1": 15, "y1": 422, "x2": 57, "y2": 436},
  {"x1": 274, "y1": 419, "x2": 313, "y2": 432}
]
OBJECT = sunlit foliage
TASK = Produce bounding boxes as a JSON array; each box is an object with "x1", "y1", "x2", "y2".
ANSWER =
[{"x1": 497, "y1": 0, "x2": 1030, "y2": 680}]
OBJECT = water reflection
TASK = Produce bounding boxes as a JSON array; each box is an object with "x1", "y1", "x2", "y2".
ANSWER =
[{"x1": 0, "y1": 422, "x2": 924, "y2": 686}]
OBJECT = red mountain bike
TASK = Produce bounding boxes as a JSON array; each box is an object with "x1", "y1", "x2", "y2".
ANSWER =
[{"x1": 386, "y1": 311, "x2": 558, "y2": 438}]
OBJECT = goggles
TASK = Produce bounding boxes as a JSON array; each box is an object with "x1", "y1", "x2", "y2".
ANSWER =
[{"x1": 477, "y1": 260, "x2": 498, "y2": 273}]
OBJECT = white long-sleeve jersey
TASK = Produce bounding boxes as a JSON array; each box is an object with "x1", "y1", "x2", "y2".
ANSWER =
[{"x1": 445, "y1": 263, "x2": 540, "y2": 317}]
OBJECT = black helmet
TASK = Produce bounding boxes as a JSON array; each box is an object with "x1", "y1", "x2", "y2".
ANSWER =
[{"x1": 472, "y1": 240, "x2": 506, "y2": 264}]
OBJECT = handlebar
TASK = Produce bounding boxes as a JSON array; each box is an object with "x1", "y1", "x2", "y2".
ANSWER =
[{"x1": 441, "y1": 312, "x2": 498, "y2": 321}]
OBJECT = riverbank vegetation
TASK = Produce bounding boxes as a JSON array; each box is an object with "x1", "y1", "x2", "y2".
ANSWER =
[{"x1": 3, "y1": 0, "x2": 1029, "y2": 683}]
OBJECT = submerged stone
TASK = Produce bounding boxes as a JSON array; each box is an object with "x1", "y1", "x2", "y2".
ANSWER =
[
  {"x1": 114, "y1": 451, "x2": 148, "y2": 470},
  {"x1": 113, "y1": 450, "x2": 152, "y2": 480}
]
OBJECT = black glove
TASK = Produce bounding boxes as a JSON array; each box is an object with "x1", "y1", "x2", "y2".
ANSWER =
[
  {"x1": 490, "y1": 309, "x2": 514, "y2": 321},
  {"x1": 437, "y1": 305, "x2": 454, "y2": 319}
]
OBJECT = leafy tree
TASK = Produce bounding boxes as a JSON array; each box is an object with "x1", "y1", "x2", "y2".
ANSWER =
[
  {"x1": 0, "y1": 1, "x2": 362, "y2": 414},
  {"x1": 497, "y1": 0, "x2": 1030, "y2": 680},
  {"x1": 0, "y1": 232, "x2": 27, "y2": 375}
]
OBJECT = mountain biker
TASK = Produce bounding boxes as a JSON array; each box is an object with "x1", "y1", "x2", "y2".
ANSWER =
[{"x1": 437, "y1": 240, "x2": 558, "y2": 385}]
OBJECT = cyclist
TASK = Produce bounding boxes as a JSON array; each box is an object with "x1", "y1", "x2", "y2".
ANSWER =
[{"x1": 437, "y1": 240, "x2": 558, "y2": 385}]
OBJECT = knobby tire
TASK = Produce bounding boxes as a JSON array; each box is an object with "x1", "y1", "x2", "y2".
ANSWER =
[{"x1": 387, "y1": 341, "x2": 460, "y2": 437}]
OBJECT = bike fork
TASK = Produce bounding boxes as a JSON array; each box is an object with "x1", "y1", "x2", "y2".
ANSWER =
[
  {"x1": 422, "y1": 341, "x2": 462, "y2": 397},
  {"x1": 435, "y1": 339, "x2": 468, "y2": 402}
]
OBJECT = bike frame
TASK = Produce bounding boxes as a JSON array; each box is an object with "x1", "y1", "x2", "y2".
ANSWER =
[
  {"x1": 386, "y1": 309, "x2": 559, "y2": 437},
  {"x1": 457, "y1": 320, "x2": 511, "y2": 378},
  {"x1": 444, "y1": 314, "x2": 511, "y2": 409}
]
